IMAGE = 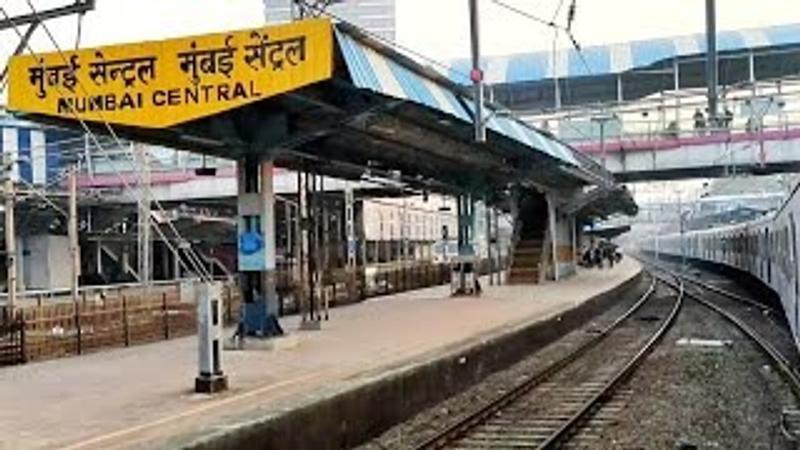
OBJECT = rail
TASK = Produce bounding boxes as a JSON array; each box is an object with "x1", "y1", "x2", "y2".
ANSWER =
[
  {"x1": 649, "y1": 263, "x2": 800, "y2": 391},
  {"x1": 415, "y1": 273, "x2": 659, "y2": 450},
  {"x1": 538, "y1": 273, "x2": 683, "y2": 449},
  {"x1": 645, "y1": 261, "x2": 800, "y2": 440}
]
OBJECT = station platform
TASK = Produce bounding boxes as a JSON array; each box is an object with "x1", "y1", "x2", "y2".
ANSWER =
[{"x1": 0, "y1": 258, "x2": 640, "y2": 450}]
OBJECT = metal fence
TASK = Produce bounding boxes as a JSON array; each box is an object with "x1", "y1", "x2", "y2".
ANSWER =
[{"x1": 0, "y1": 308, "x2": 25, "y2": 366}]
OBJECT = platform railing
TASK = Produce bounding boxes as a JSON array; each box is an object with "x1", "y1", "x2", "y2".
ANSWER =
[
  {"x1": 0, "y1": 258, "x2": 511, "y2": 366},
  {"x1": 0, "y1": 276, "x2": 233, "y2": 308}
]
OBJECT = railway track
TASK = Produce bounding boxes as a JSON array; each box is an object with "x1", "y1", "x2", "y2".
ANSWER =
[
  {"x1": 645, "y1": 259, "x2": 800, "y2": 367},
  {"x1": 646, "y1": 261, "x2": 800, "y2": 441},
  {"x1": 416, "y1": 273, "x2": 682, "y2": 450}
]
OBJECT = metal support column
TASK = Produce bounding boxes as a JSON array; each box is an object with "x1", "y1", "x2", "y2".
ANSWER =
[
  {"x1": 401, "y1": 196, "x2": 409, "y2": 290},
  {"x1": 173, "y1": 243, "x2": 181, "y2": 279},
  {"x1": 310, "y1": 174, "x2": 320, "y2": 321},
  {"x1": 673, "y1": 58, "x2": 681, "y2": 128},
  {"x1": 357, "y1": 199, "x2": 367, "y2": 299},
  {"x1": 4, "y1": 155, "x2": 16, "y2": 310},
  {"x1": 95, "y1": 240, "x2": 103, "y2": 277},
  {"x1": 547, "y1": 194, "x2": 559, "y2": 281},
  {"x1": 135, "y1": 145, "x2": 151, "y2": 288},
  {"x1": 493, "y1": 206, "x2": 501, "y2": 283},
  {"x1": 485, "y1": 200, "x2": 493, "y2": 286},
  {"x1": 453, "y1": 193, "x2": 478, "y2": 295},
  {"x1": 297, "y1": 170, "x2": 310, "y2": 322},
  {"x1": 469, "y1": 0, "x2": 486, "y2": 142},
  {"x1": 299, "y1": 171, "x2": 320, "y2": 329},
  {"x1": 345, "y1": 183, "x2": 356, "y2": 301},
  {"x1": 284, "y1": 198, "x2": 292, "y2": 310},
  {"x1": 236, "y1": 157, "x2": 283, "y2": 338},
  {"x1": 705, "y1": 0, "x2": 718, "y2": 126},
  {"x1": 320, "y1": 176, "x2": 329, "y2": 320},
  {"x1": 68, "y1": 165, "x2": 80, "y2": 302},
  {"x1": 571, "y1": 215, "x2": 577, "y2": 268}
]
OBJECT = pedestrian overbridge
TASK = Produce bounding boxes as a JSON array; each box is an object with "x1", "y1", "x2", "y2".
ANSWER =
[
  {"x1": 6, "y1": 18, "x2": 634, "y2": 336},
  {"x1": 573, "y1": 124, "x2": 800, "y2": 182}
]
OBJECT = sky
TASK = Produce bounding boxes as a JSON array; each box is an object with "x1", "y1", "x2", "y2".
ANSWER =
[
  {"x1": 1, "y1": 0, "x2": 799, "y2": 204},
  {"x1": 2, "y1": 0, "x2": 800, "y2": 72}
]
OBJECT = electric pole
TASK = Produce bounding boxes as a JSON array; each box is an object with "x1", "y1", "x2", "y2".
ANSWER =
[
  {"x1": 135, "y1": 145, "x2": 151, "y2": 288},
  {"x1": 705, "y1": 0, "x2": 718, "y2": 127},
  {"x1": 469, "y1": 0, "x2": 486, "y2": 142},
  {"x1": 4, "y1": 155, "x2": 16, "y2": 311},
  {"x1": 68, "y1": 164, "x2": 80, "y2": 302}
]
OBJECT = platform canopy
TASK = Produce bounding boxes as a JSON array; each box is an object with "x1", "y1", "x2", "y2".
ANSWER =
[
  {"x1": 449, "y1": 23, "x2": 800, "y2": 84},
  {"x1": 452, "y1": 23, "x2": 800, "y2": 110},
  {"x1": 7, "y1": 18, "x2": 632, "y2": 214}
]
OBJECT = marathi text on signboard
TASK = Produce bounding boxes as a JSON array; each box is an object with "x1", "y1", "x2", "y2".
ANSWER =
[{"x1": 8, "y1": 18, "x2": 333, "y2": 128}]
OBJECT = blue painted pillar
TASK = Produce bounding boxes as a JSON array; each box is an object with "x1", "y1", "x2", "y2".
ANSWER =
[
  {"x1": 237, "y1": 156, "x2": 282, "y2": 337},
  {"x1": 457, "y1": 194, "x2": 475, "y2": 257},
  {"x1": 453, "y1": 193, "x2": 479, "y2": 295}
]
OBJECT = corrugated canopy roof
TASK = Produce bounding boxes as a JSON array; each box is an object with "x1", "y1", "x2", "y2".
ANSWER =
[
  {"x1": 335, "y1": 25, "x2": 578, "y2": 166},
  {"x1": 448, "y1": 23, "x2": 800, "y2": 84}
]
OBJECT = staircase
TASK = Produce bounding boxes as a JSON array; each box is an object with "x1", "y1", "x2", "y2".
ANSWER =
[
  {"x1": 508, "y1": 193, "x2": 548, "y2": 285},
  {"x1": 508, "y1": 239, "x2": 543, "y2": 283}
]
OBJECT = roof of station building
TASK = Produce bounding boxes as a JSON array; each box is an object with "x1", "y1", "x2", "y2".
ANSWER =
[
  {"x1": 447, "y1": 22, "x2": 800, "y2": 84},
  {"x1": 6, "y1": 20, "x2": 635, "y2": 216},
  {"x1": 334, "y1": 24, "x2": 579, "y2": 167}
]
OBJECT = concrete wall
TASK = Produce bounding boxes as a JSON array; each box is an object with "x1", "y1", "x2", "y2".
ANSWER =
[
  {"x1": 21, "y1": 235, "x2": 71, "y2": 290},
  {"x1": 545, "y1": 194, "x2": 578, "y2": 280}
]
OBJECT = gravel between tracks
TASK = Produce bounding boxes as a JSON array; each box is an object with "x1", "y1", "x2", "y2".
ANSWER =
[
  {"x1": 359, "y1": 265, "x2": 800, "y2": 450},
  {"x1": 586, "y1": 291, "x2": 799, "y2": 449},
  {"x1": 356, "y1": 276, "x2": 652, "y2": 450}
]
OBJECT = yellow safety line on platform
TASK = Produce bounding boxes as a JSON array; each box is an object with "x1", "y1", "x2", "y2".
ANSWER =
[
  {"x1": 59, "y1": 341, "x2": 438, "y2": 450},
  {"x1": 59, "y1": 371, "x2": 324, "y2": 450}
]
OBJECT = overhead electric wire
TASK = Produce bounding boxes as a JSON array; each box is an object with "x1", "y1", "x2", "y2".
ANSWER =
[
  {"x1": 296, "y1": 0, "x2": 472, "y2": 82},
  {"x1": 21, "y1": 0, "x2": 213, "y2": 282},
  {"x1": 491, "y1": 0, "x2": 594, "y2": 77},
  {"x1": 490, "y1": 0, "x2": 563, "y2": 30},
  {"x1": 4, "y1": 3, "x2": 212, "y2": 282}
]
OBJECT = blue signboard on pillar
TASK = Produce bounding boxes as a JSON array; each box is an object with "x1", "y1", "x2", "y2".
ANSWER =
[{"x1": 238, "y1": 219, "x2": 266, "y2": 271}]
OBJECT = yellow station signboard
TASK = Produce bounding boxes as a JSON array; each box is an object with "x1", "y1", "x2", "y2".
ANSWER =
[{"x1": 8, "y1": 19, "x2": 333, "y2": 128}]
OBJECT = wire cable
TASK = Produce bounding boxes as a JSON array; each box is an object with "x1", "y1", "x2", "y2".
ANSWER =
[
  {"x1": 490, "y1": 0, "x2": 563, "y2": 30},
  {"x1": 22, "y1": 0, "x2": 212, "y2": 281},
  {"x1": 4, "y1": 4, "x2": 212, "y2": 281},
  {"x1": 295, "y1": 0, "x2": 472, "y2": 81}
]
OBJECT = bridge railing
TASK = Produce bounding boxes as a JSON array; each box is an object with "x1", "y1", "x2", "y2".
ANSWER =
[
  {"x1": 568, "y1": 119, "x2": 800, "y2": 154},
  {"x1": 521, "y1": 78, "x2": 800, "y2": 152}
]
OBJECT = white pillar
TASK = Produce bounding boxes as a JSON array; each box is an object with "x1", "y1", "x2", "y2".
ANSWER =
[
  {"x1": 68, "y1": 165, "x2": 80, "y2": 302},
  {"x1": 673, "y1": 58, "x2": 681, "y2": 128},
  {"x1": 135, "y1": 146, "x2": 151, "y2": 288},
  {"x1": 4, "y1": 155, "x2": 16, "y2": 310},
  {"x1": 236, "y1": 157, "x2": 282, "y2": 336},
  {"x1": 195, "y1": 281, "x2": 227, "y2": 393},
  {"x1": 571, "y1": 215, "x2": 577, "y2": 267}
]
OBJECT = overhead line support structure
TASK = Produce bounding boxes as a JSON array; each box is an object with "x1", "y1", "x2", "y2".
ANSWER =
[
  {"x1": 469, "y1": 0, "x2": 486, "y2": 143},
  {"x1": 3, "y1": 156, "x2": 16, "y2": 311},
  {"x1": 705, "y1": 0, "x2": 719, "y2": 126},
  {"x1": 0, "y1": 0, "x2": 94, "y2": 31}
]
